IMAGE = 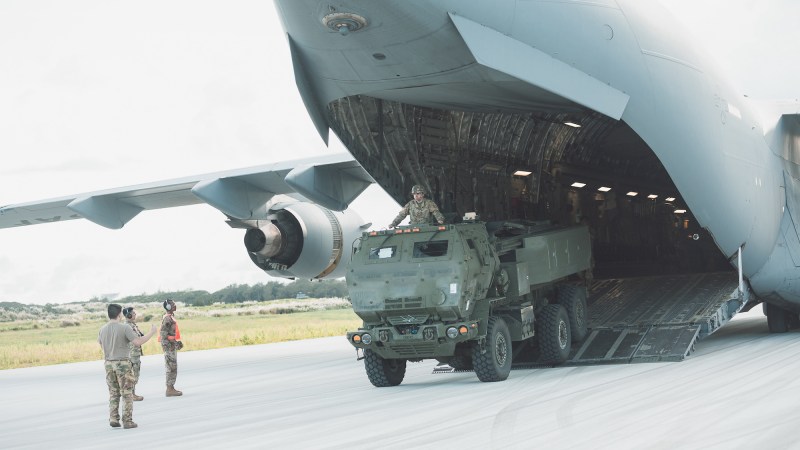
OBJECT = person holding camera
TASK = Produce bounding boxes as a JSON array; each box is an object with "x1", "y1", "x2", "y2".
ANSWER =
[{"x1": 159, "y1": 298, "x2": 184, "y2": 397}]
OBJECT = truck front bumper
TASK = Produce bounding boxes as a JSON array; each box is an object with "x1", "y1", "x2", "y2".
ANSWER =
[{"x1": 347, "y1": 321, "x2": 480, "y2": 359}]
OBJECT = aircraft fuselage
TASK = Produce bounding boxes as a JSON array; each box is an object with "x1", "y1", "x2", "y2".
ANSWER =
[{"x1": 274, "y1": 0, "x2": 798, "y2": 308}]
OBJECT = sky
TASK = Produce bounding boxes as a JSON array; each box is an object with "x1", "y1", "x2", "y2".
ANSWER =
[{"x1": 0, "y1": 0, "x2": 797, "y2": 304}]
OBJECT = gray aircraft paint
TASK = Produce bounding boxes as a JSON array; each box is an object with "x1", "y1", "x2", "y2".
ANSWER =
[{"x1": 274, "y1": 0, "x2": 800, "y2": 306}]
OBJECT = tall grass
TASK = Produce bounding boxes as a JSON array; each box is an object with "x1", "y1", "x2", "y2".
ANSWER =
[{"x1": 0, "y1": 306, "x2": 360, "y2": 370}]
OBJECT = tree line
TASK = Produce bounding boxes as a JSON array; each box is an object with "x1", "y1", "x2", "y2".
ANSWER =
[{"x1": 99, "y1": 279, "x2": 349, "y2": 307}]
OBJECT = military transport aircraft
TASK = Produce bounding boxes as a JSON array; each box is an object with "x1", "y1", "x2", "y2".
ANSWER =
[
  {"x1": 269, "y1": 0, "x2": 800, "y2": 332},
  {"x1": 1, "y1": 1, "x2": 799, "y2": 359}
]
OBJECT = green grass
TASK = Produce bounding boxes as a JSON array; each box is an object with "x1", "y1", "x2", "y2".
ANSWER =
[{"x1": 0, "y1": 308, "x2": 361, "y2": 370}]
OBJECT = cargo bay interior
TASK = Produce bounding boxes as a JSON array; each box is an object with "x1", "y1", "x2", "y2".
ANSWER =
[
  {"x1": 330, "y1": 96, "x2": 741, "y2": 364},
  {"x1": 330, "y1": 96, "x2": 732, "y2": 279}
]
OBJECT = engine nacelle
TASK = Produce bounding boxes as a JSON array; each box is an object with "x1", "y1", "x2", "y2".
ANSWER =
[{"x1": 243, "y1": 202, "x2": 365, "y2": 279}]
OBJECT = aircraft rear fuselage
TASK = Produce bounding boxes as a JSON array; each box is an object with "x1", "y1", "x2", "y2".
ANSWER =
[{"x1": 275, "y1": 0, "x2": 799, "y2": 309}]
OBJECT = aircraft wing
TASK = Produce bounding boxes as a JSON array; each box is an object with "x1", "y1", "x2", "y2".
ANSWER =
[{"x1": 0, "y1": 153, "x2": 373, "y2": 230}]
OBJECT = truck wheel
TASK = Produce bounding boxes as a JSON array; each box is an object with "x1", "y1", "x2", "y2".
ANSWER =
[
  {"x1": 364, "y1": 349, "x2": 406, "y2": 387},
  {"x1": 538, "y1": 304, "x2": 571, "y2": 364},
  {"x1": 558, "y1": 284, "x2": 588, "y2": 342},
  {"x1": 472, "y1": 317, "x2": 512, "y2": 382}
]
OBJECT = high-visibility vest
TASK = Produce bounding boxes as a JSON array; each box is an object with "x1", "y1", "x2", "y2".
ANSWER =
[{"x1": 158, "y1": 315, "x2": 181, "y2": 342}]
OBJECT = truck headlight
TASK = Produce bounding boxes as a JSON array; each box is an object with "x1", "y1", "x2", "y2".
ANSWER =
[
  {"x1": 361, "y1": 333, "x2": 373, "y2": 345},
  {"x1": 446, "y1": 327, "x2": 459, "y2": 339}
]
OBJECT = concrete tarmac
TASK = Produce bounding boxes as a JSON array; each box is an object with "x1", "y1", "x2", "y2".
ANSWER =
[{"x1": 2, "y1": 308, "x2": 799, "y2": 449}]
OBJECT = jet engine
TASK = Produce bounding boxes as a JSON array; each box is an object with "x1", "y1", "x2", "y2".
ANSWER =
[{"x1": 243, "y1": 202, "x2": 366, "y2": 279}]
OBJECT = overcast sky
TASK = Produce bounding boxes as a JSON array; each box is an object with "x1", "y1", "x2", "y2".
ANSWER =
[{"x1": 0, "y1": 1, "x2": 797, "y2": 304}]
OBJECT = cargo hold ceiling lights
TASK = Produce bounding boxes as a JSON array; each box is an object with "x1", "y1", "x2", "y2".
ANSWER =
[{"x1": 322, "y1": 12, "x2": 368, "y2": 36}]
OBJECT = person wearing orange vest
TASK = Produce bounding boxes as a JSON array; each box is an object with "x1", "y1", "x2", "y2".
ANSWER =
[{"x1": 158, "y1": 298, "x2": 183, "y2": 397}]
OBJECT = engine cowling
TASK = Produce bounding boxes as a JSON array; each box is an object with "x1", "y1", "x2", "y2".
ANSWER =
[{"x1": 243, "y1": 202, "x2": 365, "y2": 279}]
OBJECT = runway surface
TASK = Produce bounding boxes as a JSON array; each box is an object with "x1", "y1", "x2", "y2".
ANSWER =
[{"x1": 2, "y1": 307, "x2": 800, "y2": 449}]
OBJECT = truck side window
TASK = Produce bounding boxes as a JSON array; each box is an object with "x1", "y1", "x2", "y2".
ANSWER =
[
  {"x1": 413, "y1": 240, "x2": 448, "y2": 258},
  {"x1": 369, "y1": 246, "x2": 397, "y2": 260}
]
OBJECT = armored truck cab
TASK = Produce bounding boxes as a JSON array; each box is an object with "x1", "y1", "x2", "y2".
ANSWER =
[{"x1": 346, "y1": 220, "x2": 592, "y2": 386}]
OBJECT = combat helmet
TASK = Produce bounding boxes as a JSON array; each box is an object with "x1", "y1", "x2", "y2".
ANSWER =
[{"x1": 410, "y1": 184, "x2": 426, "y2": 195}]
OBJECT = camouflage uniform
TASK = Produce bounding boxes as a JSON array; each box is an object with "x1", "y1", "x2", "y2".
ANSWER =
[
  {"x1": 104, "y1": 360, "x2": 135, "y2": 424},
  {"x1": 160, "y1": 313, "x2": 179, "y2": 387},
  {"x1": 98, "y1": 321, "x2": 138, "y2": 426},
  {"x1": 390, "y1": 198, "x2": 445, "y2": 227},
  {"x1": 126, "y1": 319, "x2": 144, "y2": 392}
]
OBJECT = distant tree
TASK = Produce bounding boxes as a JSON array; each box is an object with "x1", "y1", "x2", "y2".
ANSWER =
[
  {"x1": 0, "y1": 302, "x2": 27, "y2": 312},
  {"x1": 35, "y1": 279, "x2": 351, "y2": 308}
]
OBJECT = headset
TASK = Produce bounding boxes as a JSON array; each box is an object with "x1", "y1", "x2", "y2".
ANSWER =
[
  {"x1": 163, "y1": 299, "x2": 175, "y2": 312},
  {"x1": 122, "y1": 307, "x2": 134, "y2": 319}
]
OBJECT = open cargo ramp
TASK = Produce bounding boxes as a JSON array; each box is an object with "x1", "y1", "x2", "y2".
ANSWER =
[
  {"x1": 568, "y1": 272, "x2": 746, "y2": 364},
  {"x1": 434, "y1": 272, "x2": 748, "y2": 374}
]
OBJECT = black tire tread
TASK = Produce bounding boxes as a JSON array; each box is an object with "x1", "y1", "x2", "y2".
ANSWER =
[
  {"x1": 558, "y1": 284, "x2": 588, "y2": 342},
  {"x1": 364, "y1": 349, "x2": 406, "y2": 387},
  {"x1": 538, "y1": 304, "x2": 571, "y2": 364},
  {"x1": 472, "y1": 316, "x2": 512, "y2": 382}
]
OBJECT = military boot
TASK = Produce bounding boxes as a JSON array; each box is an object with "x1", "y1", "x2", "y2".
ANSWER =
[
  {"x1": 132, "y1": 391, "x2": 144, "y2": 401},
  {"x1": 122, "y1": 422, "x2": 138, "y2": 429},
  {"x1": 166, "y1": 385, "x2": 183, "y2": 397}
]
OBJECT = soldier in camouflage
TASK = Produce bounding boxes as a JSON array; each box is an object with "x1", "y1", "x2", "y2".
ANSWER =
[
  {"x1": 98, "y1": 303, "x2": 156, "y2": 429},
  {"x1": 123, "y1": 307, "x2": 145, "y2": 401},
  {"x1": 159, "y1": 299, "x2": 184, "y2": 397},
  {"x1": 389, "y1": 185, "x2": 446, "y2": 228}
]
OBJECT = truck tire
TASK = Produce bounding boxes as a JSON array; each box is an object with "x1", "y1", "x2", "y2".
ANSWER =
[
  {"x1": 538, "y1": 304, "x2": 571, "y2": 364},
  {"x1": 472, "y1": 316, "x2": 512, "y2": 382},
  {"x1": 364, "y1": 349, "x2": 406, "y2": 387},
  {"x1": 558, "y1": 284, "x2": 588, "y2": 342}
]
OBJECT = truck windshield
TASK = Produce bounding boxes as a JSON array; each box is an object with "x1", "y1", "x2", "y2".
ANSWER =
[
  {"x1": 413, "y1": 240, "x2": 448, "y2": 258},
  {"x1": 369, "y1": 246, "x2": 397, "y2": 260}
]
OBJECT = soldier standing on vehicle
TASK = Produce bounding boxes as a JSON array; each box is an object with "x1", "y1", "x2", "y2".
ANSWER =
[
  {"x1": 98, "y1": 303, "x2": 156, "y2": 429},
  {"x1": 122, "y1": 307, "x2": 145, "y2": 401},
  {"x1": 388, "y1": 184, "x2": 445, "y2": 228},
  {"x1": 159, "y1": 298, "x2": 184, "y2": 397}
]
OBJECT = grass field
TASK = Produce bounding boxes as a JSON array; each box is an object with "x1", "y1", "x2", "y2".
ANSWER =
[{"x1": 0, "y1": 300, "x2": 361, "y2": 370}]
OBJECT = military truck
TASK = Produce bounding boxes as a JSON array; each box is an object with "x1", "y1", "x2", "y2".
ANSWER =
[{"x1": 345, "y1": 217, "x2": 592, "y2": 386}]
